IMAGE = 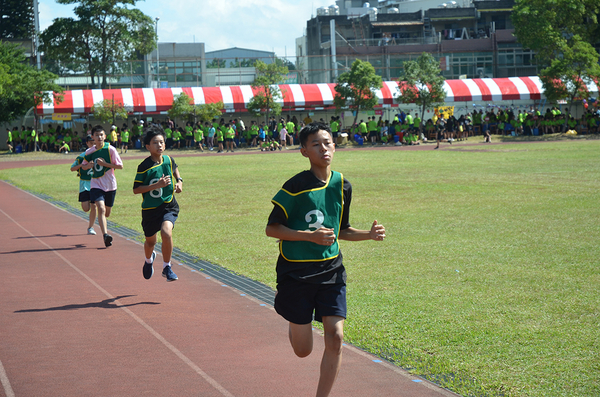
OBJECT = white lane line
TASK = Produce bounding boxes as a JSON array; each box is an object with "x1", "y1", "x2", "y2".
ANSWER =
[
  {"x1": 0, "y1": 207, "x2": 235, "y2": 397},
  {"x1": 0, "y1": 358, "x2": 15, "y2": 397}
]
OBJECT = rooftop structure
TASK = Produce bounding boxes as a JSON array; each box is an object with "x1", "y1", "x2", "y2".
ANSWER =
[{"x1": 297, "y1": 0, "x2": 533, "y2": 84}]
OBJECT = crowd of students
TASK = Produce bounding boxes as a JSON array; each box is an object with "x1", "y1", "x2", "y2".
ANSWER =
[
  {"x1": 5, "y1": 106, "x2": 600, "y2": 154},
  {"x1": 346, "y1": 106, "x2": 600, "y2": 147}
]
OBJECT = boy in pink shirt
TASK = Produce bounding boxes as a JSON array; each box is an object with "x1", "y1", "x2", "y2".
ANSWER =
[{"x1": 82, "y1": 125, "x2": 124, "y2": 247}]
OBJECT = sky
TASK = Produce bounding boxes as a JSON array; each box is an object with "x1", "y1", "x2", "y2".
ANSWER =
[{"x1": 38, "y1": 0, "x2": 335, "y2": 61}]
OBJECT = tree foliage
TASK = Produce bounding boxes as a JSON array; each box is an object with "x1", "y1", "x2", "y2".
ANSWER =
[
  {"x1": 206, "y1": 58, "x2": 226, "y2": 69},
  {"x1": 167, "y1": 93, "x2": 223, "y2": 124},
  {"x1": 398, "y1": 52, "x2": 446, "y2": 132},
  {"x1": 540, "y1": 39, "x2": 600, "y2": 115},
  {"x1": 333, "y1": 59, "x2": 383, "y2": 126},
  {"x1": 0, "y1": 0, "x2": 34, "y2": 39},
  {"x1": 40, "y1": 0, "x2": 156, "y2": 89},
  {"x1": 91, "y1": 99, "x2": 129, "y2": 124},
  {"x1": 247, "y1": 60, "x2": 288, "y2": 123},
  {"x1": 512, "y1": 0, "x2": 600, "y2": 116},
  {"x1": 274, "y1": 57, "x2": 296, "y2": 71},
  {"x1": 0, "y1": 41, "x2": 63, "y2": 123},
  {"x1": 512, "y1": 0, "x2": 600, "y2": 64},
  {"x1": 230, "y1": 58, "x2": 256, "y2": 68},
  {"x1": 194, "y1": 101, "x2": 224, "y2": 123}
]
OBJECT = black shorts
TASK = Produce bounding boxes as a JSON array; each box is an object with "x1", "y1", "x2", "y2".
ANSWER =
[
  {"x1": 89, "y1": 189, "x2": 116, "y2": 207},
  {"x1": 226, "y1": 138, "x2": 233, "y2": 142},
  {"x1": 275, "y1": 278, "x2": 346, "y2": 324},
  {"x1": 141, "y1": 201, "x2": 179, "y2": 238},
  {"x1": 78, "y1": 190, "x2": 91, "y2": 202}
]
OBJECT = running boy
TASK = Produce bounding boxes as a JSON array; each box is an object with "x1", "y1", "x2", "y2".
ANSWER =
[
  {"x1": 265, "y1": 122, "x2": 386, "y2": 397},
  {"x1": 133, "y1": 125, "x2": 183, "y2": 282},
  {"x1": 70, "y1": 135, "x2": 97, "y2": 235},
  {"x1": 81, "y1": 125, "x2": 123, "y2": 247}
]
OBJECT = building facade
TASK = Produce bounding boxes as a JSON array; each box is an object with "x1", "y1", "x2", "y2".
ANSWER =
[
  {"x1": 146, "y1": 45, "x2": 280, "y2": 88},
  {"x1": 297, "y1": 0, "x2": 537, "y2": 84}
]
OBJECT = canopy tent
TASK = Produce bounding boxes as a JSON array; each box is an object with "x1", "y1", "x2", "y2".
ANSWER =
[{"x1": 35, "y1": 76, "x2": 598, "y2": 116}]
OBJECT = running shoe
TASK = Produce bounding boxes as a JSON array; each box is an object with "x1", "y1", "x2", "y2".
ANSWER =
[
  {"x1": 87, "y1": 227, "x2": 96, "y2": 235},
  {"x1": 103, "y1": 233, "x2": 113, "y2": 247},
  {"x1": 143, "y1": 251, "x2": 156, "y2": 280},
  {"x1": 162, "y1": 266, "x2": 178, "y2": 282}
]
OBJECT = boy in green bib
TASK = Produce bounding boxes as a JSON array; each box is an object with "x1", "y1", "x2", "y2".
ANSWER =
[
  {"x1": 133, "y1": 125, "x2": 183, "y2": 282},
  {"x1": 71, "y1": 135, "x2": 98, "y2": 235},
  {"x1": 266, "y1": 122, "x2": 386, "y2": 397}
]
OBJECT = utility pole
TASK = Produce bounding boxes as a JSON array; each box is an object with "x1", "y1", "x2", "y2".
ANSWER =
[
  {"x1": 33, "y1": 0, "x2": 41, "y2": 70},
  {"x1": 155, "y1": 17, "x2": 160, "y2": 86}
]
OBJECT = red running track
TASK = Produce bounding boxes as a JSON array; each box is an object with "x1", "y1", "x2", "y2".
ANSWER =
[{"x1": 0, "y1": 162, "x2": 459, "y2": 397}]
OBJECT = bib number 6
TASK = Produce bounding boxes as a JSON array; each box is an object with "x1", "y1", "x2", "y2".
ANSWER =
[
  {"x1": 149, "y1": 178, "x2": 162, "y2": 198},
  {"x1": 94, "y1": 158, "x2": 104, "y2": 172},
  {"x1": 305, "y1": 210, "x2": 324, "y2": 231}
]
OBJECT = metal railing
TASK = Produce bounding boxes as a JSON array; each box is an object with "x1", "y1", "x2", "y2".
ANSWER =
[{"x1": 39, "y1": 51, "x2": 538, "y2": 90}]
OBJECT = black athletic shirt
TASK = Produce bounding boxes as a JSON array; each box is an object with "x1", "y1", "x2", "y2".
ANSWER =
[{"x1": 268, "y1": 170, "x2": 352, "y2": 285}]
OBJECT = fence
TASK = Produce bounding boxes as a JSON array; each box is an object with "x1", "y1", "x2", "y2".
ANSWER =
[{"x1": 40, "y1": 51, "x2": 539, "y2": 90}]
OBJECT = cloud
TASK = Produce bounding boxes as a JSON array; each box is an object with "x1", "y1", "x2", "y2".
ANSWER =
[
  {"x1": 38, "y1": 0, "x2": 75, "y2": 29},
  {"x1": 142, "y1": 0, "x2": 332, "y2": 58},
  {"x1": 39, "y1": 0, "x2": 333, "y2": 62}
]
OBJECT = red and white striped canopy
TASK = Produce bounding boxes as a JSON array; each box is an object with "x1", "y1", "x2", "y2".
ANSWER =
[{"x1": 36, "y1": 76, "x2": 597, "y2": 115}]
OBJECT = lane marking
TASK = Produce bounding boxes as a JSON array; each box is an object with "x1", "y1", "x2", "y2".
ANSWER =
[
  {"x1": 0, "y1": 207, "x2": 235, "y2": 397},
  {"x1": 0, "y1": 358, "x2": 15, "y2": 397}
]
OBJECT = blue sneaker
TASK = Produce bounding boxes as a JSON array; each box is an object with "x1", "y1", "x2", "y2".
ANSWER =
[
  {"x1": 162, "y1": 266, "x2": 178, "y2": 282},
  {"x1": 143, "y1": 251, "x2": 156, "y2": 280}
]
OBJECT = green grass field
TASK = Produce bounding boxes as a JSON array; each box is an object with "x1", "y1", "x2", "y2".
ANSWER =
[{"x1": 1, "y1": 139, "x2": 599, "y2": 396}]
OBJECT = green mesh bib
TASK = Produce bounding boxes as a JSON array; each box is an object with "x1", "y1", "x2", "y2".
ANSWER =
[
  {"x1": 272, "y1": 171, "x2": 344, "y2": 262},
  {"x1": 136, "y1": 155, "x2": 174, "y2": 210},
  {"x1": 85, "y1": 143, "x2": 112, "y2": 179}
]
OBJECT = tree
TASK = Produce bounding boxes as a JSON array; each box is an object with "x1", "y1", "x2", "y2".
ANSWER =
[
  {"x1": 230, "y1": 58, "x2": 257, "y2": 68},
  {"x1": 91, "y1": 98, "x2": 129, "y2": 125},
  {"x1": 0, "y1": 0, "x2": 34, "y2": 39},
  {"x1": 194, "y1": 101, "x2": 224, "y2": 123},
  {"x1": 167, "y1": 93, "x2": 194, "y2": 124},
  {"x1": 40, "y1": 0, "x2": 156, "y2": 89},
  {"x1": 0, "y1": 41, "x2": 63, "y2": 123},
  {"x1": 0, "y1": 62, "x2": 10, "y2": 95},
  {"x1": 398, "y1": 53, "x2": 446, "y2": 135},
  {"x1": 274, "y1": 57, "x2": 296, "y2": 71},
  {"x1": 512, "y1": 0, "x2": 600, "y2": 65},
  {"x1": 512, "y1": 0, "x2": 600, "y2": 120},
  {"x1": 333, "y1": 59, "x2": 383, "y2": 127},
  {"x1": 167, "y1": 92, "x2": 223, "y2": 125},
  {"x1": 206, "y1": 58, "x2": 226, "y2": 69},
  {"x1": 241, "y1": 59, "x2": 256, "y2": 68},
  {"x1": 247, "y1": 60, "x2": 288, "y2": 123},
  {"x1": 539, "y1": 39, "x2": 600, "y2": 121}
]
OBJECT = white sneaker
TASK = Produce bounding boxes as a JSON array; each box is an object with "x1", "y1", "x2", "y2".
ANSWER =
[{"x1": 87, "y1": 227, "x2": 96, "y2": 235}]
